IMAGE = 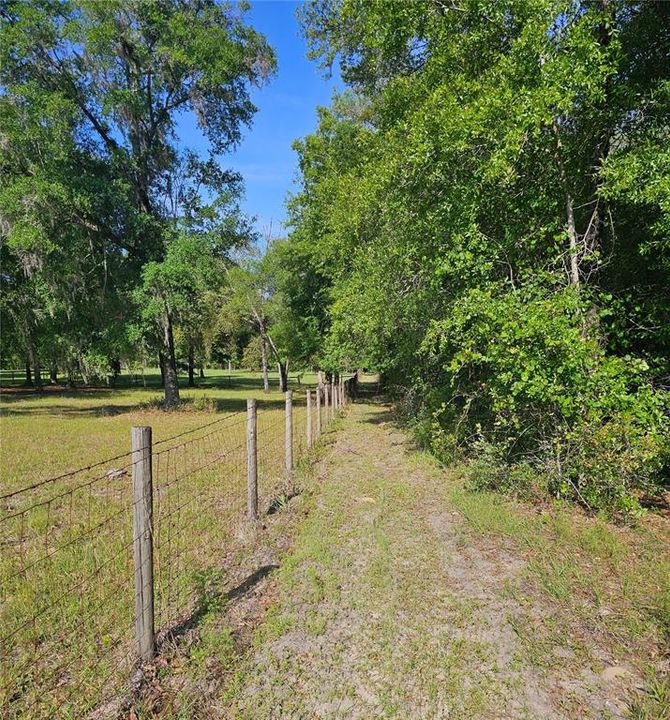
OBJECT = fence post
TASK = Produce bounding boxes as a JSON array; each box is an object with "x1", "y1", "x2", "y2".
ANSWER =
[
  {"x1": 330, "y1": 379, "x2": 335, "y2": 419},
  {"x1": 316, "y1": 384, "x2": 322, "y2": 439},
  {"x1": 285, "y1": 390, "x2": 293, "y2": 477},
  {"x1": 324, "y1": 382, "x2": 330, "y2": 424},
  {"x1": 131, "y1": 426, "x2": 155, "y2": 663},
  {"x1": 306, "y1": 388, "x2": 313, "y2": 449},
  {"x1": 246, "y1": 398, "x2": 258, "y2": 520}
]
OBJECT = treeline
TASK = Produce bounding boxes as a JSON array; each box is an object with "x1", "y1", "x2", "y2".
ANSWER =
[
  {"x1": 0, "y1": 0, "x2": 296, "y2": 401},
  {"x1": 278, "y1": 0, "x2": 670, "y2": 516}
]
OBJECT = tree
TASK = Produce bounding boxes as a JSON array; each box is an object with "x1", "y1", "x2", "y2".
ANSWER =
[
  {"x1": 0, "y1": 68, "x2": 133, "y2": 388},
  {"x1": 285, "y1": 0, "x2": 670, "y2": 514},
  {"x1": 1, "y1": 0, "x2": 275, "y2": 404},
  {"x1": 221, "y1": 252, "x2": 291, "y2": 392}
]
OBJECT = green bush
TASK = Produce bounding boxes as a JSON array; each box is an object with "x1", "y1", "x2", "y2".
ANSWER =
[{"x1": 420, "y1": 282, "x2": 669, "y2": 517}]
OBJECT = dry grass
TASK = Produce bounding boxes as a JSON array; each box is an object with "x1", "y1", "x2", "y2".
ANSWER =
[
  {"x1": 0, "y1": 369, "x2": 327, "y2": 719},
  {"x1": 221, "y1": 400, "x2": 669, "y2": 720}
]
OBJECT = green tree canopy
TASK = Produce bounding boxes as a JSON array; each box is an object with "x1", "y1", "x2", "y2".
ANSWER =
[
  {"x1": 280, "y1": 0, "x2": 670, "y2": 516},
  {"x1": 1, "y1": 0, "x2": 276, "y2": 401}
]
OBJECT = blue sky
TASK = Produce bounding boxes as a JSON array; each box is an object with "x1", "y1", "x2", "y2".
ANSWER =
[{"x1": 179, "y1": 1, "x2": 342, "y2": 239}]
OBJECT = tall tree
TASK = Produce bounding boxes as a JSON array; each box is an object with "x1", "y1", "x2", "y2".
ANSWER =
[
  {"x1": 284, "y1": 0, "x2": 670, "y2": 514},
  {"x1": 1, "y1": 0, "x2": 275, "y2": 404}
]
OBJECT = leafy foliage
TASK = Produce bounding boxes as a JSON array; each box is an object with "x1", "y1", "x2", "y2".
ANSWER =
[
  {"x1": 0, "y1": 0, "x2": 274, "y2": 398},
  {"x1": 280, "y1": 0, "x2": 670, "y2": 515}
]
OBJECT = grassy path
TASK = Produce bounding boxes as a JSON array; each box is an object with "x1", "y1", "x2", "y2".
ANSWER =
[{"x1": 218, "y1": 400, "x2": 668, "y2": 720}]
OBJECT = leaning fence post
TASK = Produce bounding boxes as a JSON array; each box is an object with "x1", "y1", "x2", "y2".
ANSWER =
[
  {"x1": 306, "y1": 388, "x2": 313, "y2": 449},
  {"x1": 285, "y1": 390, "x2": 293, "y2": 476},
  {"x1": 131, "y1": 426, "x2": 155, "y2": 663},
  {"x1": 316, "y1": 384, "x2": 322, "y2": 439},
  {"x1": 246, "y1": 398, "x2": 258, "y2": 520}
]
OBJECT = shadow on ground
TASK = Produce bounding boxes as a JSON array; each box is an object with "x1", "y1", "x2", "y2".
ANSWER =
[
  {"x1": 0, "y1": 378, "x2": 298, "y2": 417},
  {"x1": 159, "y1": 564, "x2": 279, "y2": 649}
]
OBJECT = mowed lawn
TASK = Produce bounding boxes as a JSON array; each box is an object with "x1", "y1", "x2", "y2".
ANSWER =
[{"x1": 0, "y1": 368, "x2": 317, "y2": 492}]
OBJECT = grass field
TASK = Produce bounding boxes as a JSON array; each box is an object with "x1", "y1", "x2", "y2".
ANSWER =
[
  {"x1": 0, "y1": 368, "x2": 318, "y2": 491},
  {"x1": 3, "y1": 375, "x2": 667, "y2": 719},
  {"x1": 0, "y1": 368, "x2": 329, "y2": 719}
]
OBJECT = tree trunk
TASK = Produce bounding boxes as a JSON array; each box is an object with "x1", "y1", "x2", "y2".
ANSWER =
[
  {"x1": 199, "y1": 365, "x2": 205, "y2": 379},
  {"x1": 24, "y1": 358, "x2": 33, "y2": 386},
  {"x1": 260, "y1": 336, "x2": 270, "y2": 393},
  {"x1": 566, "y1": 194, "x2": 580, "y2": 287},
  {"x1": 553, "y1": 119, "x2": 580, "y2": 286},
  {"x1": 187, "y1": 344, "x2": 195, "y2": 387},
  {"x1": 32, "y1": 361, "x2": 43, "y2": 390},
  {"x1": 50, "y1": 362, "x2": 58, "y2": 385},
  {"x1": 584, "y1": 0, "x2": 614, "y2": 258},
  {"x1": 79, "y1": 356, "x2": 89, "y2": 386},
  {"x1": 110, "y1": 358, "x2": 120, "y2": 388},
  {"x1": 162, "y1": 311, "x2": 180, "y2": 407},
  {"x1": 27, "y1": 342, "x2": 42, "y2": 390},
  {"x1": 263, "y1": 329, "x2": 288, "y2": 393},
  {"x1": 277, "y1": 359, "x2": 288, "y2": 393},
  {"x1": 158, "y1": 352, "x2": 165, "y2": 387}
]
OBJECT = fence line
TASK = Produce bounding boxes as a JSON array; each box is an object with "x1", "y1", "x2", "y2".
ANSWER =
[{"x1": 0, "y1": 374, "x2": 358, "y2": 719}]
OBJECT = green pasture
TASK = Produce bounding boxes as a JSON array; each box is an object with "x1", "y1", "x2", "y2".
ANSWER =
[{"x1": 0, "y1": 367, "x2": 323, "y2": 718}]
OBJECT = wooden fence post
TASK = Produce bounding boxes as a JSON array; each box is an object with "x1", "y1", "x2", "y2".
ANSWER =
[
  {"x1": 131, "y1": 426, "x2": 155, "y2": 663},
  {"x1": 306, "y1": 388, "x2": 313, "y2": 449},
  {"x1": 324, "y1": 382, "x2": 330, "y2": 424},
  {"x1": 285, "y1": 390, "x2": 293, "y2": 476},
  {"x1": 330, "y1": 379, "x2": 335, "y2": 419},
  {"x1": 316, "y1": 384, "x2": 322, "y2": 439},
  {"x1": 246, "y1": 398, "x2": 258, "y2": 520}
]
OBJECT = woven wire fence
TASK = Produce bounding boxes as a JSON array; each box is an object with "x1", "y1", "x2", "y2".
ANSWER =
[
  {"x1": 0, "y1": 382, "x2": 351, "y2": 719},
  {"x1": 0, "y1": 450, "x2": 138, "y2": 718}
]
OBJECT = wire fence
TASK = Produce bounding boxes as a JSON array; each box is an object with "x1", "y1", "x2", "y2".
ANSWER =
[{"x1": 0, "y1": 376, "x2": 358, "y2": 719}]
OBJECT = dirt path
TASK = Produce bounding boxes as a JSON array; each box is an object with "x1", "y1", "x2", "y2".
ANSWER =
[{"x1": 219, "y1": 401, "x2": 651, "y2": 720}]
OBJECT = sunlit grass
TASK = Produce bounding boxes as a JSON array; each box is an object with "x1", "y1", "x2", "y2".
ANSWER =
[
  {"x1": 447, "y1": 477, "x2": 670, "y2": 718},
  {"x1": 0, "y1": 368, "x2": 318, "y2": 491},
  {"x1": 0, "y1": 368, "x2": 325, "y2": 718}
]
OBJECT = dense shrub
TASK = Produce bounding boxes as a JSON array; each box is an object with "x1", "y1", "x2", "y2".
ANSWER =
[
  {"x1": 280, "y1": 2, "x2": 670, "y2": 519},
  {"x1": 420, "y1": 283, "x2": 669, "y2": 517}
]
